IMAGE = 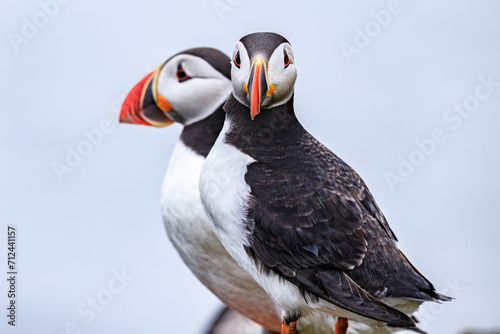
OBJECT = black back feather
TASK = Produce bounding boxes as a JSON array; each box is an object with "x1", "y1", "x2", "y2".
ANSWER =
[{"x1": 223, "y1": 94, "x2": 450, "y2": 327}]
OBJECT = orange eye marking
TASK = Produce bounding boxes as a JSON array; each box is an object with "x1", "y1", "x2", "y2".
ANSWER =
[
  {"x1": 284, "y1": 49, "x2": 290, "y2": 68},
  {"x1": 233, "y1": 50, "x2": 241, "y2": 68},
  {"x1": 176, "y1": 64, "x2": 191, "y2": 82}
]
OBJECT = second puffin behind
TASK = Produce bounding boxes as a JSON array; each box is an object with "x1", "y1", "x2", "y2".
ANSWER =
[{"x1": 120, "y1": 47, "x2": 281, "y2": 332}]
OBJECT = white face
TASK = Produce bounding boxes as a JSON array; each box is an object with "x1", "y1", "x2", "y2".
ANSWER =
[
  {"x1": 230, "y1": 41, "x2": 297, "y2": 110},
  {"x1": 156, "y1": 54, "x2": 232, "y2": 125}
]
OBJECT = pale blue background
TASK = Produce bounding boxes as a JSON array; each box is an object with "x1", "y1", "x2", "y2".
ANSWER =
[{"x1": 1, "y1": 1, "x2": 499, "y2": 333}]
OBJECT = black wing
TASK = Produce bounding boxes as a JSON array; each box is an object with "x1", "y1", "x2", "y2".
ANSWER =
[
  {"x1": 222, "y1": 95, "x2": 449, "y2": 325},
  {"x1": 243, "y1": 132, "x2": 425, "y2": 327}
]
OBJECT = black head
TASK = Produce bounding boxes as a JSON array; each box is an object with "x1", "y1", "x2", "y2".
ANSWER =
[{"x1": 230, "y1": 32, "x2": 297, "y2": 120}]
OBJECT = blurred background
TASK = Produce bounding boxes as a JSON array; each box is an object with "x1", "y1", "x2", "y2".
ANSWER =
[{"x1": 1, "y1": 1, "x2": 499, "y2": 333}]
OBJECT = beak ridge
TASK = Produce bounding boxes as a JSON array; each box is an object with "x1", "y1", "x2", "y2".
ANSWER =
[
  {"x1": 246, "y1": 57, "x2": 269, "y2": 120},
  {"x1": 119, "y1": 67, "x2": 174, "y2": 127}
]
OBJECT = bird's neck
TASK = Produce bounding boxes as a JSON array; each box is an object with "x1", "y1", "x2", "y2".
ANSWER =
[
  {"x1": 223, "y1": 94, "x2": 306, "y2": 160},
  {"x1": 180, "y1": 105, "x2": 225, "y2": 158}
]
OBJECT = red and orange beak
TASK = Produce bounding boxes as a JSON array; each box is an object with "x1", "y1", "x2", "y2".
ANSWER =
[
  {"x1": 244, "y1": 57, "x2": 275, "y2": 120},
  {"x1": 119, "y1": 65, "x2": 174, "y2": 127}
]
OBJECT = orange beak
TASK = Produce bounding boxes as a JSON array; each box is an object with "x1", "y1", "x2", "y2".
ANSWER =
[
  {"x1": 119, "y1": 65, "x2": 174, "y2": 127},
  {"x1": 245, "y1": 57, "x2": 274, "y2": 120}
]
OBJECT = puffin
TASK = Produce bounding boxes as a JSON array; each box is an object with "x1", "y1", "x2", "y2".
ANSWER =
[
  {"x1": 120, "y1": 47, "x2": 281, "y2": 332},
  {"x1": 120, "y1": 47, "x2": 340, "y2": 334},
  {"x1": 199, "y1": 32, "x2": 452, "y2": 334}
]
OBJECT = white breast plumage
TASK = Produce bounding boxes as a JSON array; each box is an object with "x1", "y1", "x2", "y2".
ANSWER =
[
  {"x1": 200, "y1": 121, "x2": 255, "y2": 242},
  {"x1": 161, "y1": 139, "x2": 282, "y2": 332}
]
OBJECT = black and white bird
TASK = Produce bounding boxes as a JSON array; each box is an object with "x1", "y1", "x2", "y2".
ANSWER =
[
  {"x1": 199, "y1": 33, "x2": 451, "y2": 334},
  {"x1": 120, "y1": 48, "x2": 350, "y2": 334},
  {"x1": 119, "y1": 48, "x2": 283, "y2": 332}
]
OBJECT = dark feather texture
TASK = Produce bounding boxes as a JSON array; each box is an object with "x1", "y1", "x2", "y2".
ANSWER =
[
  {"x1": 167, "y1": 47, "x2": 231, "y2": 80},
  {"x1": 180, "y1": 105, "x2": 225, "y2": 158},
  {"x1": 240, "y1": 32, "x2": 290, "y2": 61},
  {"x1": 223, "y1": 94, "x2": 449, "y2": 327}
]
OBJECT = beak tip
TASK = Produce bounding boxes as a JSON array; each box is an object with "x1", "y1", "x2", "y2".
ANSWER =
[
  {"x1": 247, "y1": 56, "x2": 269, "y2": 120},
  {"x1": 119, "y1": 71, "x2": 155, "y2": 126}
]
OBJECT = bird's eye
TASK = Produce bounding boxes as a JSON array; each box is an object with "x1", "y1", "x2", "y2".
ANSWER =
[
  {"x1": 233, "y1": 51, "x2": 241, "y2": 68},
  {"x1": 284, "y1": 49, "x2": 290, "y2": 68},
  {"x1": 176, "y1": 64, "x2": 191, "y2": 82}
]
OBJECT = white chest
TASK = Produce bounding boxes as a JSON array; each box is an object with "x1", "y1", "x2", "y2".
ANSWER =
[
  {"x1": 162, "y1": 140, "x2": 283, "y2": 330},
  {"x1": 161, "y1": 141, "x2": 219, "y2": 259},
  {"x1": 199, "y1": 121, "x2": 256, "y2": 267}
]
